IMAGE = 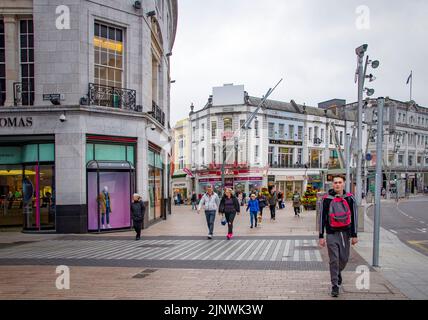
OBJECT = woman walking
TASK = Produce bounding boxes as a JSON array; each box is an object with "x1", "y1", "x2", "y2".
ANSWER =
[
  {"x1": 246, "y1": 193, "x2": 260, "y2": 228},
  {"x1": 268, "y1": 187, "x2": 278, "y2": 221},
  {"x1": 219, "y1": 188, "x2": 240, "y2": 240},
  {"x1": 131, "y1": 193, "x2": 145, "y2": 240}
]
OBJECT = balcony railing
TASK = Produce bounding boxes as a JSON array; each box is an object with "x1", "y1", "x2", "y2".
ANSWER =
[
  {"x1": 151, "y1": 101, "x2": 165, "y2": 126},
  {"x1": 88, "y1": 83, "x2": 137, "y2": 111}
]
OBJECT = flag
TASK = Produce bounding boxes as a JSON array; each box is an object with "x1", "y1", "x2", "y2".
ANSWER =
[
  {"x1": 183, "y1": 168, "x2": 193, "y2": 177},
  {"x1": 406, "y1": 71, "x2": 412, "y2": 85}
]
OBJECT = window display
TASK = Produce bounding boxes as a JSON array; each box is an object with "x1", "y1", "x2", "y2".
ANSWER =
[{"x1": 87, "y1": 170, "x2": 132, "y2": 231}]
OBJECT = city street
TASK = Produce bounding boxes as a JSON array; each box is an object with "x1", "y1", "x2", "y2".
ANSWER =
[
  {"x1": 0, "y1": 204, "x2": 406, "y2": 300},
  {"x1": 367, "y1": 196, "x2": 428, "y2": 256}
]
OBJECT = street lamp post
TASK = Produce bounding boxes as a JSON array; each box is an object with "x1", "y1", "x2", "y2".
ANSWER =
[{"x1": 373, "y1": 97, "x2": 385, "y2": 267}]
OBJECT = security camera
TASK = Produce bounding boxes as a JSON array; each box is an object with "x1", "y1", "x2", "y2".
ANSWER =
[
  {"x1": 355, "y1": 44, "x2": 368, "y2": 57},
  {"x1": 59, "y1": 114, "x2": 66, "y2": 122},
  {"x1": 150, "y1": 123, "x2": 156, "y2": 131}
]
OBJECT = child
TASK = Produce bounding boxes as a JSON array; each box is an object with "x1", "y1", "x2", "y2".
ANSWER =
[{"x1": 246, "y1": 193, "x2": 260, "y2": 228}]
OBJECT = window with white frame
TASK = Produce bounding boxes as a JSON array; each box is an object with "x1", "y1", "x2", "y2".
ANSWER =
[
  {"x1": 201, "y1": 123, "x2": 205, "y2": 141},
  {"x1": 321, "y1": 128, "x2": 324, "y2": 143},
  {"x1": 309, "y1": 127, "x2": 313, "y2": 141},
  {"x1": 19, "y1": 20, "x2": 34, "y2": 106},
  {"x1": 398, "y1": 154, "x2": 404, "y2": 165},
  {"x1": 278, "y1": 124, "x2": 285, "y2": 138},
  {"x1": 268, "y1": 123, "x2": 275, "y2": 138},
  {"x1": 255, "y1": 120, "x2": 259, "y2": 137},
  {"x1": 289, "y1": 125, "x2": 294, "y2": 140},
  {"x1": 268, "y1": 147, "x2": 274, "y2": 166},
  {"x1": 298, "y1": 126, "x2": 303, "y2": 140},
  {"x1": 254, "y1": 145, "x2": 259, "y2": 163},
  {"x1": 0, "y1": 20, "x2": 5, "y2": 106},
  {"x1": 212, "y1": 146, "x2": 217, "y2": 164},
  {"x1": 211, "y1": 121, "x2": 217, "y2": 138}
]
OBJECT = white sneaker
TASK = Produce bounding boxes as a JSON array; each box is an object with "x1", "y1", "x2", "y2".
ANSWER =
[
  {"x1": 207, "y1": 234, "x2": 213, "y2": 239},
  {"x1": 107, "y1": 224, "x2": 112, "y2": 229},
  {"x1": 101, "y1": 224, "x2": 105, "y2": 229}
]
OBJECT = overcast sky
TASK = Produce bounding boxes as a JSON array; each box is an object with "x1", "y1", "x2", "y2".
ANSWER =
[{"x1": 170, "y1": 0, "x2": 428, "y2": 126}]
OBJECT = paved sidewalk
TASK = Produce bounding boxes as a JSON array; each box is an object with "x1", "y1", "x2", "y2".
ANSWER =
[
  {"x1": 354, "y1": 207, "x2": 428, "y2": 299},
  {"x1": 0, "y1": 204, "x2": 408, "y2": 300}
]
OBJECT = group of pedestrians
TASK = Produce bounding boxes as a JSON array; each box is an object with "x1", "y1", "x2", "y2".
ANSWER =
[{"x1": 129, "y1": 174, "x2": 358, "y2": 298}]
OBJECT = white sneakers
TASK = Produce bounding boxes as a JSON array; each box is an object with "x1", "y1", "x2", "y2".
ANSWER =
[
  {"x1": 107, "y1": 224, "x2": 112, "y2": 229},
  {"x1": 101, "y1": 224, "x2": 106, "y2": 229}
]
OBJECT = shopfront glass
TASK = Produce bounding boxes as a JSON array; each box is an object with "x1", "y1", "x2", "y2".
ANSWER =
[
  {"x1": 148, "y1": 148, "x2": 164, "y2": 221},
  {"x1": 87, "y1": 169, "x2": 132, "y2": 231},
  {"x1": 0, "y1": 143, "x2": 55, "y2": 230}
]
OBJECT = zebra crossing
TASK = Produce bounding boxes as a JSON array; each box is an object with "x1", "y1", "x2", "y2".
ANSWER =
[{"x1": 0, "y1": 238, "x2": 323, "y2": 262}]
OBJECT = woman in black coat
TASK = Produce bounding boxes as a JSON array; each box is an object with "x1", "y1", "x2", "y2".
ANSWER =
[
  {"x1": 218, "y1": 188, "x2": 241, "y2": 240},
  {"x1": 131, "y1": 193, "x2": 145, "y2": 240}
]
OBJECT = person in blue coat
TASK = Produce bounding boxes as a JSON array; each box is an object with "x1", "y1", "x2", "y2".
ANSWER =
[{"x1": 246, "y1": 193, "x2": 260, "y2": 228}]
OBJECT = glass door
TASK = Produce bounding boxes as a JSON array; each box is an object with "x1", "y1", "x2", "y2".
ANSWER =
[
  {"x1": 0, "y1": 165, "x2": 23, "y2": 227},
  {"x1": 23, "y1": 165, "x2": 37, "y2": 230},
  {"x1": 39, "y1": 164, "x2": 55, "y2": 229}
]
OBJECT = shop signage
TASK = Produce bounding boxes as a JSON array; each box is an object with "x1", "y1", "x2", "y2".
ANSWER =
[
  {"x1": 269, "y1": 139, "x2": 303, "y2": 146},
  {"x1": 0, "y1": 117, "x2": 33, "y2": 128},
  {"x1": 173, "y1": 183, "x2": 187, "y2": 187},
  {"x1": 43, "y1": 93, "x2": 61, "y2": 101}
]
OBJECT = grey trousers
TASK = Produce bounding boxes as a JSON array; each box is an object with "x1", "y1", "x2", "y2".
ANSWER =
[{"x1": 326, "y1": 231, "x2": 351, "y2": 286}]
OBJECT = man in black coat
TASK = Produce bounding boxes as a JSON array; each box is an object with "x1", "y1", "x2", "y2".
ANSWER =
[{"x1": 131, "y1": 193, "x2": 145, "y2": 240}]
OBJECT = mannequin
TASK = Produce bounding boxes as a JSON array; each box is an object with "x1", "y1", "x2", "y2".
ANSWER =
[{"x1": 98, "y1": 186, "x2": 112, "y2": 229}]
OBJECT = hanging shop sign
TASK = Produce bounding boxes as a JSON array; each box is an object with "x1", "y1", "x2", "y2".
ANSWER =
[{"x1": 269, "y1": 139, "x2": 303, "y2": 146}]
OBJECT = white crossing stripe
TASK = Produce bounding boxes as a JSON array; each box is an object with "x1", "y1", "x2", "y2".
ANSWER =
[
  {"x1": 224, "y1": 240, "x2": 250, "y2": 261},
  {"x1": 247, "y1": 240, "x2": 266, "y2": 261},
  {"x1": 235, "y1": 240, "x2": 259, "y2": 261},
  {"x1": 258, "y1": 240, "x2": 275, "y2": 261},
  {"x1": 281, "y1": 240, "x2": 291, "y2": 261},
  {"x1": 213, "y1": 240, "x2": 244, "y2": 261},
  {"x1": 190, "y1": 240, "x2": 226, "y2": 260},
  {"x1": 270, "y1": 240, "x2": 283, "y2": 261},
  {"x1": 202, "y1": 241, "x2": 228, "y2": 260}
]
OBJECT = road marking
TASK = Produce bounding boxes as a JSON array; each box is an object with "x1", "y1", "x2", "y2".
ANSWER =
[
  {"x1": 258, "y1": 240, "x2": 275, "y2": 261},
  {"x1": 314, "y1": 249, "x2": 322, "y2": 262},
  {"x1": 213, "y1": 240, "x2": 243, "y2": 261},
  {"x1": 281, "y1": 240, "x2": 291, "y2": 261},
  {"x1": 224, "y1": 240, "x2": 250, "y2": 261},
  {"x1": 390, "y1": 229, "x2": 398, "y2": 234},
  {"x1": 407, "y1": 240, "x2": 428, "y2": 253},
  {"x1": 269, "y1": 240, "x2": 283, "y2": 261},
  {"x1": 236, "y1": 240, "x2": 259, "y2": 261},
  {"x1": 248, "y1": 240, "x2": 267, "y2": 261}
]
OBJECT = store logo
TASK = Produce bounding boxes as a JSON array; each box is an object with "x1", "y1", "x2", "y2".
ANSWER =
[
  {"x1": 0, "y1": 117, "x2": 33, "y2": 128},
  {"x1": 55, "y1": 265, "x2": 70, "y2": 290}
]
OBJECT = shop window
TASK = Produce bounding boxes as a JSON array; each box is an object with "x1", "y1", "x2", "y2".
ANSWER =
[
  {"x1": 22, "y1": 144, "x2": 38, "y2": 163},
  {"x1": 0, "y1": 20, "x2": 5, "y2": 106},
  {"x1": 94, "y1": 22, "x2": 123, "y2": 88},
  {"x1": 39, "y1": 144, "x2": 55, "y2": 162},
  {"x1": 19, "y1": 20, "x2": 34, "y2": 106}
]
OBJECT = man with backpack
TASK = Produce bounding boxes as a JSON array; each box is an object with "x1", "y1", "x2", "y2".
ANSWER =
[
  {"x1": 292, "y1": 191, "x2": 301, "y2": 217},
  {"x1": 319, "y1": 175, "x2": 358, "y2": 298}
]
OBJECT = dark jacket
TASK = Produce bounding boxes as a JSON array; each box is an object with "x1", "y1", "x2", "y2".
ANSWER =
[
  {"x1": 219, "y1": 195, "x2": 240, "y2": 214},
  {"x1": 268, "y1": 192, "x2": 277, "y2": 206},
  {"x1": 319, "y1": 189, "x2": 358, "y2": 239},
  {"x1": 131, "y1": 201, "x2": 145, "y2": 222},
  {"x1": 191, "y1": 194, "x2": 197, "y2": 202},
  {"x1": 257, "y1": 196, "x2": 267, "y2": 208}
]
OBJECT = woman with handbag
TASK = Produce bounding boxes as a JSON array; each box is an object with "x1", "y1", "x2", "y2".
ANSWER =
[{"x1": 218, "y1": 188, "x2": 240, "y2": 240}]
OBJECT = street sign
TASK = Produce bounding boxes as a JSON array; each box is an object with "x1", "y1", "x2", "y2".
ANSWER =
[
  {"x1": 366, "y1": 153, "x2": 372, "y2": 161},
  {"x1": 43, "y1": 93, "x2": 62, "y2": 101}
]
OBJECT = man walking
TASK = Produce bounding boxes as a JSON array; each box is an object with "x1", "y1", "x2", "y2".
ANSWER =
[
  {"x1": 197, "y1": 186, "x2": 220, "y2": 239},
  {"x1": 319, "y1": 175, "x2": 358, "y2": 297},
  {"x1": 292, "y1": 191, "x2": 302, "y2": 217},
  {"x1": 268, "y1": 187, "x2": 277, "y2": 221}
]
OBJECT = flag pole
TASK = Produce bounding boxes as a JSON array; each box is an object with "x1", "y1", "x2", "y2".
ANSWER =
[{"x1": 410, "y1": 70, "x2": 413, "y2": 101}]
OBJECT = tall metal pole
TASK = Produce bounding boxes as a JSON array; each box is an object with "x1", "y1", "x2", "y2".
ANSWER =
[
  {"x1": 346, "y1": 133, "x2": 351, "y2": 192},
  {"x1": 373, "y1": 97, "x2": 385, "y2": 267},
  {"x1": 356, "y1": 54, "x2": 365, "y2": 206}
]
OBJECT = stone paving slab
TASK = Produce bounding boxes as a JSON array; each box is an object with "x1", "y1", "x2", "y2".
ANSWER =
[{"x1": 0, "y1": 266, "x2": 407, "y2": 300}]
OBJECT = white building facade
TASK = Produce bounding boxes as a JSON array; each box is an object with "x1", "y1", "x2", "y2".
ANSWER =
[
  {"x1": 188, "y1": 84, "x2": 359, "y2": 199},
  {"x1": 0, "y1": 0, "x2": 178, "y2": 233}
]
